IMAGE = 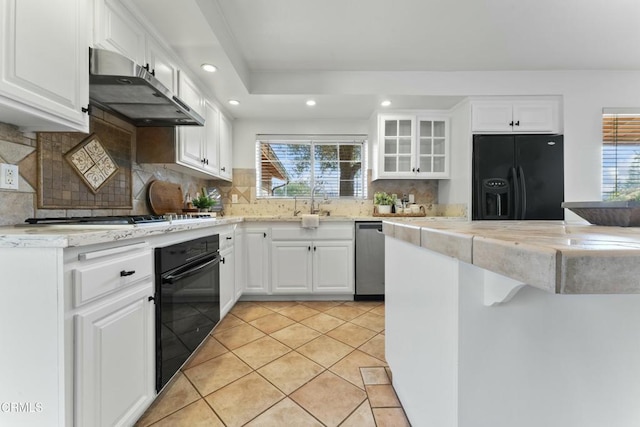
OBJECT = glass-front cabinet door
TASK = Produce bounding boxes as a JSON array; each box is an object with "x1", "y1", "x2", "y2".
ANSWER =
[
  {"x1": 417, "y1": 117, "x2": 449, "y2": 178},
  {"x1": 382, "y1": 116, "x2": 415, "y2": 174},
  {"x1": 377, "y1": 114, "x2": 450, "y2": 179}
]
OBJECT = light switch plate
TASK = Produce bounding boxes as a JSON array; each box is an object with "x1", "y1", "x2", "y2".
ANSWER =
[
  {"x1": 0, "y1": 163, "x2": 18, "y2": 190},
  {"x1": 231, "y1": 194, "x2": 238, "y2": 203},
  {"x1": 408, "y1": 194, "x2": 415, "y2": 203}
]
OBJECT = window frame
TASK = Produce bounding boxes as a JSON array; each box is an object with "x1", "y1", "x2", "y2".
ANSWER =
[{"x1": 256, "y1": 136, "x2": 368, "y2": 200}]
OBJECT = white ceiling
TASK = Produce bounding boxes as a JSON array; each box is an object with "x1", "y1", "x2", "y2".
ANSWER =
[{"x1": 126, "y1": 0, "x2": 640, "y2": 119}]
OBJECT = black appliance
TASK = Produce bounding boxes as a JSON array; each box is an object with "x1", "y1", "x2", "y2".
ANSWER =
[
  {"x1": 24, "y1": 215, "x2": 169, "y2": 225},
  {"x1": 472, "y1": 134, "x2": 564, "y2": 220},
  {"x1": 155, "y1": 234, "x2": 220, "y2": 392}
]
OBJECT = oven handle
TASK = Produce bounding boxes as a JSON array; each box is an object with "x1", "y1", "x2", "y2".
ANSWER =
[{"x1": 162, "y1": 255, "x2": 219, "y2": 284}]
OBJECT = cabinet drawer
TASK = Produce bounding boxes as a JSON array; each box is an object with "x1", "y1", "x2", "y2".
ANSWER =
[
  {"x1": 73, "y1": 250, "x2": 152, "y2": 307},
  {"x1": 271, "y1": 225, "x2": 353, "y2": 241},
  {"x1": 219, "y1": 228, "x2": 235, "y2": 250}
]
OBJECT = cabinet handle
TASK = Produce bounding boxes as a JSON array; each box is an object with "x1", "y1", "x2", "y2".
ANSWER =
[
  {"x1": 81, "y1": 105, "x2": 90, "y2": 114},
  {"x1": 226, "y1": 236, "x2": 232, "y2": 240},
  {"x1": 313, "y1": 246, "x2": 316, "y2": 251},
  {"x1": 514, "y1": 120, "x2": 520, "y2": 126},
  {"x1": 120, "y1": 270, "x2": 135, "y2": 277},
  {"x1": 221, "y1": 167, "x2": 226, "y2": 172},
  {"x1": 221, "y1": 257, "x2": 226, "y2": 264},
  {"x1": 412, "y1": 167, "x2": 416, "y2": 172},
  {"x1": 148, "y1": 296, "x2": 155, "y2": 302},
  {"x1": 263, "y1": 232, "x2": 267, "y2": 238},
  {"x1": 509, "y1": 121, "x2": 514, "y2": 126},
  {"x1": 416, "y1": 168, "x2": 420, "y2": 173},
  {"x1": 205, "y1": 158, "x2": 209, "y2": 165},
  {"x1": 308, "y1": 246, "x2": 311, "y2": 251}
]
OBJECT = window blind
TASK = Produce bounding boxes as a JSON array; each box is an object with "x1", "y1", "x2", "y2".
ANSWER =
[{"x1": 602, "y1": 114, "x2": 640, "y2": 200}]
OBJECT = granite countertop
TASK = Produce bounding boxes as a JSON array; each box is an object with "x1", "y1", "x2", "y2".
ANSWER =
[
  {"x1": 0, "y1": 215, "x2": 463, "y2": 249},
  {"x1": 383, "y1": 219, "x2": 640, "y2": 294}
]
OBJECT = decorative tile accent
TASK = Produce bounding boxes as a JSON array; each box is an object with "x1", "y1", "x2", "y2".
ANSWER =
[{"x1": 65, "y1": 134, "x2": 119, "y2": 193}]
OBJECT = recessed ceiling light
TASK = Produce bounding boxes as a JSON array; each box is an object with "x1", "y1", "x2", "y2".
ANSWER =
[
  {"x1": 228, "y1": 99, "x2": 240, "y2": 106},
  {"x1": 201, "y1": 63, "x2": 217, "y2": 73},
  {"x1": 306, "y1": 100, "x2": 316, "y2": 106},
  {"x1": 381, "y1": 100, "x2": 392, "y2": 107}
]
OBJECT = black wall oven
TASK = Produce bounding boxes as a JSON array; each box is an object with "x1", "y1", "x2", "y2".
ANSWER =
[{"x1": 154, "y1": 234, "x2": 220, "y2": 392}]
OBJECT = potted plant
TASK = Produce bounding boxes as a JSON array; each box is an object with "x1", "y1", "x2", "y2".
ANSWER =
[
  {"x1": 374, "y1": 192, "x2": 395, "y2": 214},
  {"x1": 192, "y1": 189, "x2": 215, "y2": 212}
]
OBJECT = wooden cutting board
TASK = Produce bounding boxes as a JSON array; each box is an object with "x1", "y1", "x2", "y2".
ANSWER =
[{"x1": 147, "y1": 180, "x2": 183, "y2": 215}]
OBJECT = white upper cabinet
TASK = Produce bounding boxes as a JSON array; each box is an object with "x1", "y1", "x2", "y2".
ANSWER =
[
  {"x1": 93, "y1": 0, "x2": 146, "y2": 64},
  {"x1": 0, "y1": 0, "x2": 89, "y2": 132},
  {"x1": 219, "y1": 112, "x2": 233, "y2": 181},
  {"x1": 177, "y1": 71, "x2": 205, "y2": 170},
  {"x1": 376, "y1": 113, "x2": 450, "y2": 179},
  {"x1": 471, "y1": 99, "x2": 561, "y2": 133},
  {"x1": 146, "y1": 37, "x2": 178, "y2": 93},
  {"x1": 202, "y1": 100, "x2": 221, "y2": 175}
]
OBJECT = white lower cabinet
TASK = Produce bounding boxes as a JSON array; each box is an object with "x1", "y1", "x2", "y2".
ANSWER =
[
  {"x1": 271, "y1": 241, "x2": 313, "y2": 293},
  {"x1": 271, "y1": 240, "x2": 354, "y2": 294},
  {"x1": 243, "y1": 228, "x2": 270, "y2": 294},
  {"x1": 313, "y1": 241, "x2": 354, "y2": 293},
  {"x1": 220, "y1": 245, "x2": 235, "y2": 317},
  {"x1": 74, "y1": 282, "x2": 154, "y2": 427}
]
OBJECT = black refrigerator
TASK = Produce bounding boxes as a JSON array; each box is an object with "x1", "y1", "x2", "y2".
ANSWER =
[{"x1": 472, "y1": 134, "x2": 564, "y2": 220}]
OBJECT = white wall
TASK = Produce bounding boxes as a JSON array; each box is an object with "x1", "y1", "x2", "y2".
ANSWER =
[
  {"x1": 234, "y1": 71, "x2": 640, "y2": 206},
  {"x1": 232, "y1": 119, "x2": 370, "y2": 169}
]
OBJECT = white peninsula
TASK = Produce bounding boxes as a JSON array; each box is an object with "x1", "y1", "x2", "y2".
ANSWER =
[{"x1": 383, "y1": 220, "x2": 640, "y2": 427}]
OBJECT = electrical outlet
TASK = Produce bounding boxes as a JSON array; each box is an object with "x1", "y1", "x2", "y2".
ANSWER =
[
  {"x1": 231, "y1": 194, "x2": 238, "y2": 203},
  {"x1": 0, "y1": 163, "x2": 19, "y2": 190},
  {"x1": 408, "y1": 194, "x2": 415, "y2": 203}
]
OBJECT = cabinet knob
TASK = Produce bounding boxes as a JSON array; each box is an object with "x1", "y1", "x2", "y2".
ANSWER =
[
  {"x1": 120, "y1": 270, "x2": 135, "y2": 277},
  {"x1": 509, "y1": 121, "x2": 514, "y2": 126},
  {"x1": 514, "y1": 121, "x2": 520, "y2": 126},
  {"x1": 313, "y1": 246, "x2": 316, "y2": 251},
  {"x1": 263, "y1": 232, "x2": 267, "y2": 238},
  {"x1": 416, "y1": 168, "x2": 420, "y2": 173},
  {"x1": 308, "y1": 246, "x2": 311, "y2": 251},
  {"x1": 221, "y1": 167, "x2": 226, "y2": 172},
  {"x1": 221, "y1": 257, "x2": 226, "y2": 264},
  {"x1": 412, "y1": 167, "x2": 416, "y2": 172}
]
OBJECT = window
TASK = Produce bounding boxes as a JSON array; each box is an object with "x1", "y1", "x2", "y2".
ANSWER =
[
  {"x1": 256, "y1": 136, "x2": 367, "y2": 199},
  {"x1": 602, "y1": 112, "x2": 640, "y2": 200}
]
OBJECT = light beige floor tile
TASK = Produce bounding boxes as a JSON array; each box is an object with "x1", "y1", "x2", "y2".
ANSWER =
[
  {"x1": 330, "y1": 350, "x2": 387, "y2": 389},
  {"x1": 324, "y1": 305, "x2": 368, "y2": 321},
  {"x1": 350, "y1": 312, "x2": 385, "y2": 333},
  {"x1": 299, "y1": 300, "x2": 343, "y2": 312},
  {"x1": 183, "y1": 337, "x2": 228, "y2": 369},
  {"x1": 270, "y1": 323, "x2": 321, "y2": 349},
  {"x1": 257, "y1": 351, "x2": 325, "y2": 394},
  {"x1": 371, "y1": 408, "x2": 411, "y2": 427},
  {"x1": 343, "y1": 301, "x2": 383, "y2": 310},
  {"x1": 339, "y1": 400, "x2": 376, "y2": 427},
  {"x1": 233, "y1": 336, "x2": 291, "y2": 369},
  {"x1": 300, "y1": 312, "x2": 346, "y2": 333},
  {"x1": 385, "y1": 367, "x2": 393, "y2": 382},
  {"x1": 212, "y1": 323, "x2": 265, "y2": 350},
  {"x1": 244, "y1": 398, "x2": 324, "y2": 427},
  {"x1": 212, "y1": 314, "x2": 245, "y2": 333},
  {"x1": 278, "y1": 304, "x2": 321, "y2": 321},
  {"x1": 370, "y1": 305, "x2": 385, "y2": 317},
  {"x1": 205, "y1": 372, "x2": 285, "y2": 427},
  {"x1": 326, "y1": 322, "x2": 377, "y2": 347},
  {"x1": 253, "y1": 301, "x2": 300, "y2": 311},
  {"x1": 290, "y1": 371, "x2": 366, "y2": 426},
  {"x1": 149, "y1": 399, "x2": 224, "y2": 427},
  {"x1": 365, "y1": 385, "x2": 401, "y2": 408},
  {"x1": 229, "y1": 303, "x2": 274, "y2": 322},
  {"x1": 360, "y1": 367, "x2": 391, "y2": 385},
  {"x1": 182, "y1": 352, "x2": 252, "y2": 396},
  {"x1": 135, "y1": 373, "x2": 200, "y2": 426},
  {"x1": 358, "y1": 334, "x2": 386, "y2": 362},
  {"x1": 296, "y1": 335, "x2": 354, "y2": 368},
  {"x1": 249, "y1": 312, "x2": 296, "y2": 334}
]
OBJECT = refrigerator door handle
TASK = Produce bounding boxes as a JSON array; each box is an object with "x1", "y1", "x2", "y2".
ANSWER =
[
  {"x1": 511, "y1": 167, "x2": 520, "y2": 219},
  {"x1": 518, "y1": 166, "x2": 527, "y2": 220}
]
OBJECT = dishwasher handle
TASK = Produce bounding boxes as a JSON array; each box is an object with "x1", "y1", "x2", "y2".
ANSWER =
[{"x1": 357, "y1": 222, "x2": 383, "y2": 232}]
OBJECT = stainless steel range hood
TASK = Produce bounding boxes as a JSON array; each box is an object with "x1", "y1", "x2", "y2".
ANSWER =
[{"x1": 89, "y1": 48, "x2": 204, "y2": 127}]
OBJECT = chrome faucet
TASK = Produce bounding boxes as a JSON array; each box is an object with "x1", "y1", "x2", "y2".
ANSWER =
[
  {"x1": 310, "y1": 183, "x2": 325, "y2": 214},
  {"x1": 293, "y1": 196, "x2": 301, "y2": 216}
]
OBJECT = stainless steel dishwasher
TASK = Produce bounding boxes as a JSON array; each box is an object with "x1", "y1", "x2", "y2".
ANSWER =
[{"x1": 355, "y1": 221, "x2": 385, "y2": 300}]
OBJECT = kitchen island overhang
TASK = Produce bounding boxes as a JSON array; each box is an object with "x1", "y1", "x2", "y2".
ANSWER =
[{"x1": 383, "y1": 219, "x2": 640, "y2": 427}]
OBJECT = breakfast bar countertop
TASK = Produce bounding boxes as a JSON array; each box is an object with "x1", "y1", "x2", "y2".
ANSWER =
[{"x1": 382, "y1": 219, "x2": 640, "y2": 294}]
